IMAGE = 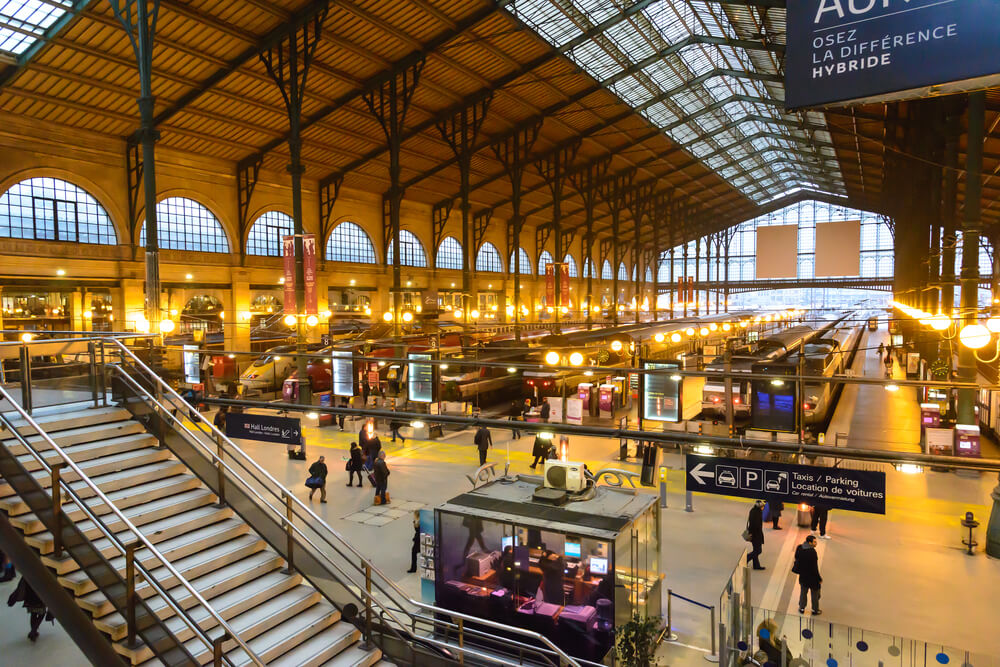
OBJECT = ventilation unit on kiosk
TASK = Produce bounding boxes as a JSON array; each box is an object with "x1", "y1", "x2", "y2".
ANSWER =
[{"x1": 543, "y1": 460, "x2": 586, "y2": 493}]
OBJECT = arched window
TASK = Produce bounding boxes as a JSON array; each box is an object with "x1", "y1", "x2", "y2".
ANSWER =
[
  {"x1": 618, "y1": 263, "x2": 628, "y2": 281},
  {"x1": 0, "y1": 177, "x2": 117, "y2": 244},
  {"x1": 327, "y1": 221, "x2": 377, "y2": 264},
  {"x1": 563, "y1": 254, "x2": 578, "y2": 278},
  {"x1": 141, "y1": 197, "x2": 229, "y2": 252},
  {"x1": 657, "y1": 262, "x2": 670, "y2": 283},
  {"x1": 601, "y1": 260, "x2": 612, "y2": 280},
  {"x1": 435, "y1": 236, "x2": 463, "y2": 270},
  {"x1": 510, "y1": 248, "x2": 532, "y2": 275},
  {"x1": 476, "y1": 242, "x2": 503, "y2": 273},
  {"x1": 583, "y1": 258, "x2": 596, "y2": 278},
  {"x1": 645, "y1": 266, "x2": 653, "y2": 282},
  {"x1": 538, "y1": 250, "x2": 554, "y2": 274},
  {"x1": 246, "y1": 211, "x2": 294, "y2": 256},
  {"x1": 387, "y1": 230, "x2": 427, "y2": 268}
]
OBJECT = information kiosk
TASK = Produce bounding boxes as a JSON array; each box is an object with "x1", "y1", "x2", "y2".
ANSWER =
[{"x1": 433, "y1": 475, "x2": 660, "y2": 661}]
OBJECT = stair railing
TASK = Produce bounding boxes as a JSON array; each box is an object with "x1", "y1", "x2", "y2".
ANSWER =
[
  {"x1": 104, "y1": 337, "x2": 588, "y2": 667},
  {"x1": 0, "y1": 384, "x2": 266, "y2": 667}
]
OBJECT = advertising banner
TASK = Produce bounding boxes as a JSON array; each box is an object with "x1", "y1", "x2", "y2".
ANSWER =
[
  {"x1": 545, "y1": 263, "x2": 555, "y2": 305},
  {"x1": 226, "y1": 413, "x2": 301, "y2": 445},
  {"x1": 786, "y1": 0, "x2": 1000, "y2": 109},
  {"x1": 282, "y1": 235, "x2": 296, "y2": 315},
  {"x1": 566, "y1": 398, "x2": 583, "y2": 425},
  {"x1": 559, "y1": 263, "x2": 570, "y2": 307},
  {"x1": 303, "y1": 233, "x2": 317, "y2": 315},
  {"x1": 686, "y1": 454, "x2": 886, "y2": 515}
]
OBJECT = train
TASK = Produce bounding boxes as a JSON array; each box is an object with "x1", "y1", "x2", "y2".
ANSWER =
[{"x1": 798, "y1": 323, "x2": 864, "y2": 426}]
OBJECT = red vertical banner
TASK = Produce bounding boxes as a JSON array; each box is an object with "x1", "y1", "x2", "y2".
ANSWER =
[
  {"x1": 677, "y1": 277, "x2": 685, "y2": 304},
  {"x1": 559, "y1": 263, "x2": 570, "y2": 307},
  {"x1": 282, "y1": 235, "x2": 296, "y2": 315},
  {"x1": 303, "y1": 233, "x2": 317, "y2": 315},
  {"x1": 545, "y1": 263, "x2": 555, "y2": 305},
  {"x1": 687, "y1": 276, "x2": 695, "y2": 304}
]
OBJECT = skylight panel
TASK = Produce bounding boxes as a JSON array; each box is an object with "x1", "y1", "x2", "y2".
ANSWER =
[
  {"x1": 645, "y1": 101, "x2": 678, "y2": 127},
  {"x1": 642, "y1": 58, "x2": 684, "y2": 90},
  {"x1": 575, "y1": 0, "x2": 620, "y2": 26},
  {"x1": 0, "y1": 0, "x2": 73, "y2": 57},
  {"x1": 649, "y1": 3, "x2": 693, "y2": 44},
  {"x1": 678, "y1": 44, "x2": 714, "y2": 78},
  {"x1": 611, "y1": 74, "x2": 654, "y2": 107},
  {"x1": 511, "y1": 0, "x2": 581, "y2": 48},
  {"x1": 604, "y1": 20, "x2": 656, "y2": 62},
  {"x1": 571, "y1": 39, "x2": 624, "y2": 82}
]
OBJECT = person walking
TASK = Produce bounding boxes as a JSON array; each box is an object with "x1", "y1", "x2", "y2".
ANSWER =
[
  {"x1": 337, "y1": 397, "x2": 346, "y2": 431},
  {"x1": 361, "y1": 378, "x2": 371, "y2": 405},
  {"x1": 212, "y1": 405, "x2": 228, "y2": 432},
  {"x1": 407, "y1": 511, "x2": 420, "y2": 573},
  {"x1": 746, "y1": 500, "x2": 766, "y2": 570},
  {"x1": 811, "y1": 503, "x2": 831, "y2": 539},
  {"x1": 877, "y1": 341, "x2": 884, "y2": 359},
  {"x1": 793, "y1": 535, "x2": 822, "y2": 615},
  {"x1": 474, "y1": 424, "x2": 492, "y2": 466},
  {"x1": 7, "y1": 577, "x2": 48, "y2": 642},
  {"x1": 346, "y1": 441, "x2": 365, "y2": 487},
  {"x1": 389, "y1": 416, "x2": 406, "y2": 444},
  {"x1": 769, "y1": 500, "x2": 784, "y2": 530},
  {"x1": 539, "y1": 399, "x2": 551, "y2": 422},
  {"x1": 883, "y1": 352, "x2": 893, "y2": 378},
  {"x1": 373, "y1": 450, "x2": 390, "y2": 505},
  {"x1": 530, "y1": 433, "x2": 549, "y2": 469},
  {"x1": 508, "y1": 401, "x2": 522, "y2": 439},
  {"x1": 308, "y1": 455, "x2": 328, "y2": 503}
]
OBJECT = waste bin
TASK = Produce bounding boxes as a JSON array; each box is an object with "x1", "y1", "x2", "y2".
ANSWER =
[{"x1": 797, "y1": 503, "x2": 812, "y2": 527}]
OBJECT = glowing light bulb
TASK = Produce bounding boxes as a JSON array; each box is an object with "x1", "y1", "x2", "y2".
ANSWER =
[
  {"x1": 569, "y1": 352, "x2": 584, "y2": 366},
  {"x1": 306, "y1": 314, "x2": 319, "y2": 327},
  {"x1": 545, "y1": 351, "x2": 561, "y2": 365},
  {"x1": 283, "y1": 314, "x2": 297, "y2": 327}
]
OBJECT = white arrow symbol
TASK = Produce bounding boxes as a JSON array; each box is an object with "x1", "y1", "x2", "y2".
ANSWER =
[{"x1": 690, "y1": 462, "x2": 715, "y2": 486}]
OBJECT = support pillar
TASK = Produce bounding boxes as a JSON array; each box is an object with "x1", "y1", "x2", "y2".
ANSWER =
[
  {"x1": 70, "y1": 291, "x2": 84, "y2": 332},
  {"x1": 941, "y1": 105, "x2": 961, "y2": 316},
  {"x1": 570, "y1": 159, "x2": 609, "y2": 330},
  {"x1": 230, "y1": 277, "x2": 251, "y2": 351},
  {"x1": 537, "y1": 142, "x2": 578, "y2": 334},
  {"x1": 957, "y1": 91, "x2": 984, "y2": 425}
]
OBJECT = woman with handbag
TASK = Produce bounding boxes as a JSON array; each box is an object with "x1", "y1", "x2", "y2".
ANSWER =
[
  {"x1": 306, "y1": 455, "x2": 328, "y2": 503},
  {"x1": 346, "y1": 442, "x2": 365, "y2": 487}
]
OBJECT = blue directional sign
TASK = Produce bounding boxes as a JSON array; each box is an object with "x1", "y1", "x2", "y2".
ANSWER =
[
  {"x1": 226, "y1": 412, "x2": 301, "y2": 445},
  {"x1": 686, "y1": 454, "x2": 886, "y2": 515},
  {"x1": 786, "y1": 0, "x2": 1000, "y2": 109}
]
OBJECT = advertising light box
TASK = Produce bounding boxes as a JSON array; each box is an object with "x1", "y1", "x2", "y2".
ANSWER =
[
  {"x1": 642, "y1": 361, "x2": 681, "y2": 422},
  {"x1": 331, "y1": 350, "x2": 353, "y2": 398},
  {"x1": 785, "y1": 0, "x2": 1000, "y2": 109},
  {"x1": 407, "y1": 352, "x2": 435, "y2": 404}
]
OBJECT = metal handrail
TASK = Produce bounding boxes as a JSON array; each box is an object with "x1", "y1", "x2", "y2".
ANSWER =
[
  {"x1": 0, "y1": 384, "x2": 265, "y2": 666},
  {"x1": 104, "y1": 336, "x2": 585, "y2": 667}
]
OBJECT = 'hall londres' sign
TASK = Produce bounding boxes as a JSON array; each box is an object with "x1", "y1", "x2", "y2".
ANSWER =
[{"x1": 785, "y1": 0, "x2": 1000, "y2": 109}]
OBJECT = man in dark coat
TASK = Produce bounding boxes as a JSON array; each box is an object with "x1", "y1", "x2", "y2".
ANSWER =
[
  {"x1": 530, "y1": 434, "x2": 549, "y2": 469},
  {"x1": 373, "y1": 450, "x2": 390, "y2": 504},
  {"x1": 474, "y1": 425, "x2": 492, "y2": 466},
  {"x1": 539, "y1": 399, "x2": 551, "y2": 422},
  {"x1": 793, "y1": 535, "x2": 822, "y2": 614},
  {"x1": 769, "y1": 500, "x2": 784, "y2": 530},
  {"x1": 359, "y1": 419, "x2": 380, "y2": 468},
  {"x1": 811, "y1": 502, "x2": 831, "y2": 539},
  {"x1": 407, "y1": 511, "x2": 420, "y2": 573},
  {"x1": 746, "y1": 500, "x2": 765, "y2": 570},
  {"x1": 7, "y1": 577, "x2": 47, "y2": 641},
  {"x1": 308, "y1": 455, "x2": 328, "y2": 503},
  {"x1": 508, "y1": 401, "x2": 523, "y2": 439}
]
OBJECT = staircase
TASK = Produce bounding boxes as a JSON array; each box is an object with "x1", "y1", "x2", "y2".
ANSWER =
[{"x1": 0, "y1": 400, "x2": 387, "y2": 667}]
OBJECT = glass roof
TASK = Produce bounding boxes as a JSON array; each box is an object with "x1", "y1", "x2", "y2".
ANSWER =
[
  {"x1": 0, "y1": 0, "x2": 74, "y2": 59},
  {"x1": 509, "y1": 0, "x2": 845, "y2": 203}
]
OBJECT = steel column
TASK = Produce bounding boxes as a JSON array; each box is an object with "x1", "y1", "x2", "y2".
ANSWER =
[
  {"x1": 570, "y1": 159, "x2": 610, "y2": 330},
  {"x1": 536, "y1": 142, "x2": 579, "y2": 333}
]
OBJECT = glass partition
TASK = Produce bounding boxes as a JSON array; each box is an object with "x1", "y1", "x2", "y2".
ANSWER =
[{"x1": 435, "y1": 510, "x2": 615, "y2": 661}]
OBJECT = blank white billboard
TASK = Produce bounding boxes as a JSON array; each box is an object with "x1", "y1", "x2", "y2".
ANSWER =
[
  {"x1": 755, "y1": 225, "x2": 798, "y2": 279},
  {"x1": 815, "y1": 220, "x2": 860, "y2": 278}
]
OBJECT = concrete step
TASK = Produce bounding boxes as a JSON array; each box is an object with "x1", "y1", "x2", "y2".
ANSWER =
[
  {"x1": 42, "y1": 505, "x2": 233, "y2": 568},
  {"x1": 0, "y1": 404, "x2": 132, "y2": 437},
  {"x1": 274, "y1": 624, "x2": 370, "y2": 667},
  {"x1": 11, "y1": 474, "x2": 202, "y2": 531},
  {"x1": 0, "y1": 446, "x2": 173, "y2": 498},
  {"x1": 17, "y1": 432, "x2": 159, "y2": 473},
  {"x1": 214, "y1": 602, "x2": 341, "y2": 667},
  {"x1": 0, "y1": 460, "x2": 188, "y2": 516},
  {"x1": 2, "y1": 419, "x2": 146, "y2": 456},
  {"x1": 116, "y1": 574, "x2": 310, "y2": 663},
  {"x1": 59, "y1": 518, "x2": 250, "y2": 590},
  {"x1": 28, "y1": 487, "x2": 219, "y2": 553},
  {"x1": 94, "y1": 554, "x2": 292, "y2": 640},
  {"x1": 75, "y1": 534, "x2": 267, "y2": 614}
]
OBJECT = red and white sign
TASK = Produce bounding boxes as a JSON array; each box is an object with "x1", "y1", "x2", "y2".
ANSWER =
[
  {"x1": 303, "y1": 233, "x2": 317, "y2": 315},
  {"x1": 545, "y1": 263, "x2": 555, "y2": 305},
  {"x1": 559, "y1": 263, "x2": 570, "y2": 307},
  {"x1": 282, "y1": 235, "x2": 296, "y2": 315}
]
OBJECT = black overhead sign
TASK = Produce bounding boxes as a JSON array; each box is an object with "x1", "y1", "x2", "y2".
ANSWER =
[
  {"x1": 685, "y1": 454, "x2": 886, "y2": 515},
  {"x1": 226, "y1": 412, "x2": 301, "y2": 445},
  {"x1": 785, "y1": 0, "x2": 1000, "y2": 109}
]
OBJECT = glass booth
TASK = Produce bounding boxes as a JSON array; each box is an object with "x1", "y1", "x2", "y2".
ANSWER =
[{"x1": 434, "y1": 476, "x2": 660, "y2": 662}]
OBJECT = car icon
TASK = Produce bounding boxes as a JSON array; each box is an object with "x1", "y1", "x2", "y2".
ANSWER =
[
  {"x1": 718, "y1": 470, "x2": 737, "y2": 486},
  {"x1": 765, "y1": 472, "x2": 788, "y2": 492}
]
